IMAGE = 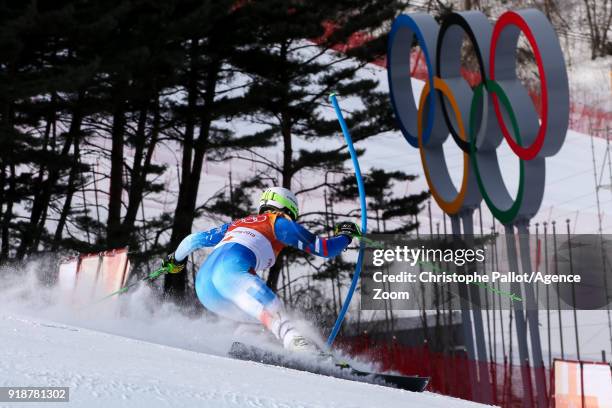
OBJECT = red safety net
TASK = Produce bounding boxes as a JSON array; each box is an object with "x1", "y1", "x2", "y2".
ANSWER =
[
  {"x1": 402, "y1": 50, "x2": 611, "y2": 138},
  {"x1": 315, "y1": 25, "x2": 611, "y2": 139},
  {"x1": 339, "y1": 334, "x2": 553, "y2": 408}
]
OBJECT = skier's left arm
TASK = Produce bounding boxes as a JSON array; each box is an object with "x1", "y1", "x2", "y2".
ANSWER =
[
  {"x1": 174, "y1": 224, "x2": 230, "y2": 261},
  {"x1": 163, "y1": 224, "x2": 230, "y2": 273},
  {"x1": 274, "y1": 217, "x2": 359, "y2": 259}
]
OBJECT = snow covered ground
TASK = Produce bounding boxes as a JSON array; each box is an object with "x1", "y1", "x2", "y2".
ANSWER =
[
  {"x1": 5, "y1": 312, "x2": 466, "y2": 408},
  {"x1": 0, "y1": 292, "x2": 491, "y2": 408}
]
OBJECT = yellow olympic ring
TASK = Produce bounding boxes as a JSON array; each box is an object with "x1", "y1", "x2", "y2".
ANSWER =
[{"x1": 417, "y1": 77, "x2": 470, "y2": 215}]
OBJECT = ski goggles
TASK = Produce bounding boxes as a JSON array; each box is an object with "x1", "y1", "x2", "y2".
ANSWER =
[{"x1": 260, "y1": 191, "x2": 299, "y2": 220}]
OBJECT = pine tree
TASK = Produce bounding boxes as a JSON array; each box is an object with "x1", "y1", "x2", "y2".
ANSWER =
[
  {"x1": 231, "y1": 0, "x2": 403, "y2": 290},
  {"x1": 162, "y1": 0, "x2": 277, "y2": 299},
  {"x1": 0, "y1": 1, "x2": 429, "y2": 316},
  {"x1": 0, "y1": 1, "x2": 94, "y2": 258},
  {"x1": 334, "y1": 168, "x2": 429, "y2": 234}
]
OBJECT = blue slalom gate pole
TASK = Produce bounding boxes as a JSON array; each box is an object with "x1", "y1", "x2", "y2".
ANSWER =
[{"x1": 326, "y1": 93, "x2": 367, "y2": 347}]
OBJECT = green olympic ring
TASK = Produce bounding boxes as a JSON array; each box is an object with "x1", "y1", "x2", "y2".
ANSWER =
[{"x1": 469, "y1": 80, "x2": 524, "y2": 224}]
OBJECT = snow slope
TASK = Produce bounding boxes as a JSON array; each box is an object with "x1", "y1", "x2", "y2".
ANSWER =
[{"x1": 0, "y1": 313, "x2": 491, "y2": 408}]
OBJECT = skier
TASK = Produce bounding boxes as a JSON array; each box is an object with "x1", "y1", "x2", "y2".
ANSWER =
[{"x1": 162, "y1": 186, "x2": 361, "y2": 355}]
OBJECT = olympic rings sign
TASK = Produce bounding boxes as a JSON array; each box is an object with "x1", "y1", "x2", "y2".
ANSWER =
[{"x1": 387, "y1": 10, "x2": 569, "y2": 224}]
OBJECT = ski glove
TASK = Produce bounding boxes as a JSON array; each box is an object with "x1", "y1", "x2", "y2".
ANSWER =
[
  {"x1": 162, "y1": 253, "x2": 187, "y2": 274},
  {"x1": 333, "y1": 221, "x2": 361, "y2": 239}
]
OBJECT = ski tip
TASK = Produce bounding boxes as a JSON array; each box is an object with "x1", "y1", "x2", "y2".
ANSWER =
[{"x1": 329, "y1": 92, "x2": 336, "y2": 100}]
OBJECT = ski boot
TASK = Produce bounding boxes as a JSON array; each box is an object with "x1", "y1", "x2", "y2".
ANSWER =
[{"x1": 286, "y1": 335, "x2": 349, "y2": 367}]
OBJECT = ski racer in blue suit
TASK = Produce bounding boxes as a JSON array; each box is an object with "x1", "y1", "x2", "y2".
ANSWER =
[{"x1": 162, "y1": 186, "x2": 361, "y2": 354}]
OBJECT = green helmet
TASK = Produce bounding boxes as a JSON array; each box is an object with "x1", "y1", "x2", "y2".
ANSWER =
[{"x1": 258, "y1": 187, "x2": 299, "y2": 220}]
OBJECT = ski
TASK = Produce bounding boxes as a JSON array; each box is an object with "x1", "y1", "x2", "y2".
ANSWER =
[{"x1": 228, "y1": 341, "x2": 429, "y2": 392}]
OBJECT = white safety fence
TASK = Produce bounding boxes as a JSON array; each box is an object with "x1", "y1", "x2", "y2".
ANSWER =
[{"x1": 552, "y1": 359, "x2": 612, "y2": 408}]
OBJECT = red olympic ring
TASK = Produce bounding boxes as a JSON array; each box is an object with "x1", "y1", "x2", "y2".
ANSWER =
[{"x1": 490, "y1": 11, "x2": 546, "y2": 161}]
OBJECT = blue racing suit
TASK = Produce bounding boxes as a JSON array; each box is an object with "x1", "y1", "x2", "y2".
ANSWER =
[{"x1": 174, "y1": 212, "x2": 351, "y2": 345}]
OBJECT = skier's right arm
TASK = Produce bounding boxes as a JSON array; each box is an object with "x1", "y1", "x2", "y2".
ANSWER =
[
  {"x1": 273, "y1": 217, "x2": 359, "y2": 258},
  {"x1": 174, "y1": 223, "x2": 230, "y2": 262}
]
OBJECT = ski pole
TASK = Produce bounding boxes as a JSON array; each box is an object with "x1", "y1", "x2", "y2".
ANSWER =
[
  {"x1": 358, "y1": 235, "x2": 384, "y2": 248},
  {"x1": 88, "y1": 265, "x2": 170, "y2": 306}
]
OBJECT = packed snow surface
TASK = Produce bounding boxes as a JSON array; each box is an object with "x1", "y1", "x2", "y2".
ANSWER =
[
  {"x1": 0, "y1": 312, "x2": 491, "y2": 408},
  {"x1": 0, "y1": 266, "x2": 491, "y2": 408}
]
